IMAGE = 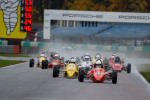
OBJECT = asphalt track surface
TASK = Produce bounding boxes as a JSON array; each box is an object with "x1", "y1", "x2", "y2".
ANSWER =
[{"x1": 0, "y1": 51, "x2": 150, "y2": 100}]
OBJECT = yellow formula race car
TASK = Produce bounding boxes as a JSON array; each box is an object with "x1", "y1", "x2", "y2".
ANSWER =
[
  {"x1": 29, "y1": 53, "x2": 48, "y2": 69},
  {"x1": 93, "y1": 57, "x2": 103, "y2": 64},
  {"x1": 53, "y1": 58, "x2": 78, "y2": 78},
  {"x1": 36, "y1": 55, "x2": 47, "y2": 68},
  {"x1": 63, "y1": 62, "x2": 78, "y2": 78},
  {"x1": 93, "y1": 53, "x2": 103, "y2": 64}
]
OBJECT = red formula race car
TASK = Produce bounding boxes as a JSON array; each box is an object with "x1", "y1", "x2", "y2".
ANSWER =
[
  {"x1": 108, "y1": 56, "x2": 115, "y2": 68},
  {"x1": 78, "y1": 60, "x2": 117, "y2": 84},
  {"x1": 111, "y1": 56, "x2": 131, "y2": 73},
  {"x1": 48, "y1": 53, "x2": 64, "y2": 68},
  {"x1": 48, "y1": 59, "x2": 64, "y2": 68},
  {"x1": 42, "y1": 53, "x2": 65, "y2": 69}
]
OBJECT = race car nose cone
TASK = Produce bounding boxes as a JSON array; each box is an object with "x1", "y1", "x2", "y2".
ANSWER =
[
  {"x1": 97, "y1": 78, "x2": 100, "y2": 80},
  {"x1": 67, "y1": 72, "x2": 74, "y2": 78}
]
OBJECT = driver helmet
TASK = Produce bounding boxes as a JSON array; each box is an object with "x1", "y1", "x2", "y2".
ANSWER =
[
  {"x1": 54, "y1": 53, "x2": 60, "y2": 59},
  {"x1": 51, "y1": 52, "x2": 55, "y2": 57},
  {"x1": 110, "y1": 56, "x2": 115, "y2": 60},
  {"x1": 94, "y1": 60, "x2": 102, "y2": 68},
  {"x1": 84, "y1": 55, "x2": 90, "y2": 61},
  {"x1": 112, "y1": 53, "x2": 116, "y2": 57},
  {"x1": 115, "y1": 56, "x2": 120, "y2": 62},
  {"x1": 84, "y1": 53, "x2": 90, "y2": 56},
  {"x1": 41, "y1": 54, "x2": 45, "y2": 57},
  {"x1": 70, "y1": 57, "x2": 76, "y2": 63},
  {"x1": 95, "y1": 53, "x2": 101, "y2": 60}
]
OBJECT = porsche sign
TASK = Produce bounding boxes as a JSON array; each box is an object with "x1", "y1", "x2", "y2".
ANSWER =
[{"x1": 44, "y1": 9, "x2": 150, "y2": 39}]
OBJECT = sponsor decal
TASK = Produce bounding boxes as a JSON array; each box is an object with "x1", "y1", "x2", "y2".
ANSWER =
[{"x1": 0, "y1": 0, "x2": 27, "y2": 38}]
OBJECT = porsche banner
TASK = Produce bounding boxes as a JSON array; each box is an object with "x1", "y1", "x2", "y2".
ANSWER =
[{"x1": 44, "y1": 9, "x2": 150, "y2": 39}]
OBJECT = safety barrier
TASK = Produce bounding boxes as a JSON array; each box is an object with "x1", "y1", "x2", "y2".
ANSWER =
[
  {"x1": 21, "y1": 42, "x2": 150, "y2": 52},
  {"x1": 0, "y1": 41, "x2": 150, "y2": 53},
  {"x1": 21, "y1": 41, "x2": 44, "y2": 47},
  {"x1": 21, "y1": 41, "x2": 44, "y2": 54},
  {"x1": 43, "y1": 43, "x2": 150, "y2": 52},
  {"x1": 0, "y1": 40, "x2": 8, "y2": 46},
  {"x1": 0, "y1": 45, "x2": 19, "y2": 54}
]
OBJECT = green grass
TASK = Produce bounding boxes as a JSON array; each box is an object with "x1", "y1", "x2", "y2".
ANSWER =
[
  {"x1": 0, "y1": 59, "x2": 26, "y2": 68},
  {"x1": 140, "y1": 72, "x2": 150, "y2": 83},
  {"x1": 0, "y1": 53, "x2": 30, "y2": 57},
  {"x1": 137, "y1": 64, "x2": 150, "y2": 84}
]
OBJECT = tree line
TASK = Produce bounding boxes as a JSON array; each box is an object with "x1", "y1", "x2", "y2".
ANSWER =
[{"x1": 32, "y1": 0, "x2": 150, "y2": 23}]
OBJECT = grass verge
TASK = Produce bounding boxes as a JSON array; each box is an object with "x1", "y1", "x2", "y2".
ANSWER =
[
  {"x1": 140, "y1": 72, "x2": 150, "y2": 83},
  {"x1": 0, "y1": 53, "x2": 30, "y2": 57},
  {"x1": 137, "y1": 64, "x2": 150, "y2": 84},
  {"x1": 0, "y1": 59, "x2": 26, "y2": 68}
]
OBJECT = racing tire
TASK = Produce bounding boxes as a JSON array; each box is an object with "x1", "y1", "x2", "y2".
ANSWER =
[
  {"x1": 29, "y1": 59, "x2": 34, "y2": 67},
  {"x1": 45, "y1": 60, "x2": 48, "y2": 69},
  {"x1": 112, "y1": 70, "x2": 117, "y2": 84},
  {"x1": 78, "y1": 68, "x2": 84, "y2": 82},
  {"x1": 57, "y1": 66, "x2": 60, "y2": 77},
  {"x1": 53, "y1": 65, "x2": 59, "y2": 78},
  {"x1": 41, "y1": 60, "x2": 45, "y2": 69},
  {"x1": 127, "y1": 63, "x2": 131, "y2": 74}
]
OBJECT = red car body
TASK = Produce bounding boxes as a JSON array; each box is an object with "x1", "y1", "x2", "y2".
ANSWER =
[
  {"x1": 78, "y1": 63, "x2": 118, "y2": 84},
  {"x1": 87, "y1": 64, "x2": 109, "y2": 82},
  {"x1": 48, "y1": 59, "x2": 64, "y2": 68},
  {"x1": 112, "y1": 62, "x2": 123, "y2": 71},
  {"x1": 108, "y1": 59, "x2": 115, "y2": 67}
]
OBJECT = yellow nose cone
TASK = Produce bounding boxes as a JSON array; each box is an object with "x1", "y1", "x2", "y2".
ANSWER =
[{"x1": 67, "y1": 71, "x2": 75, "y2": 78}]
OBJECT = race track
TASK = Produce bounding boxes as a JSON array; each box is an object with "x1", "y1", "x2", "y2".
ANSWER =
[{"x1": 0, "y1": 51, "x2": 150, "y2": 100}]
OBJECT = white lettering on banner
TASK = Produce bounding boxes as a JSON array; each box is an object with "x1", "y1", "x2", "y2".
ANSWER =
[
  {"x1": 43, "y1": 9, "x2": 150, "y2": 39},
  {"x1": 62, "y1": 14, "x2": 103, "y2": 18},
  {"x1": 119, "y1": 15, "x2": 150, "y2": 20}
]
